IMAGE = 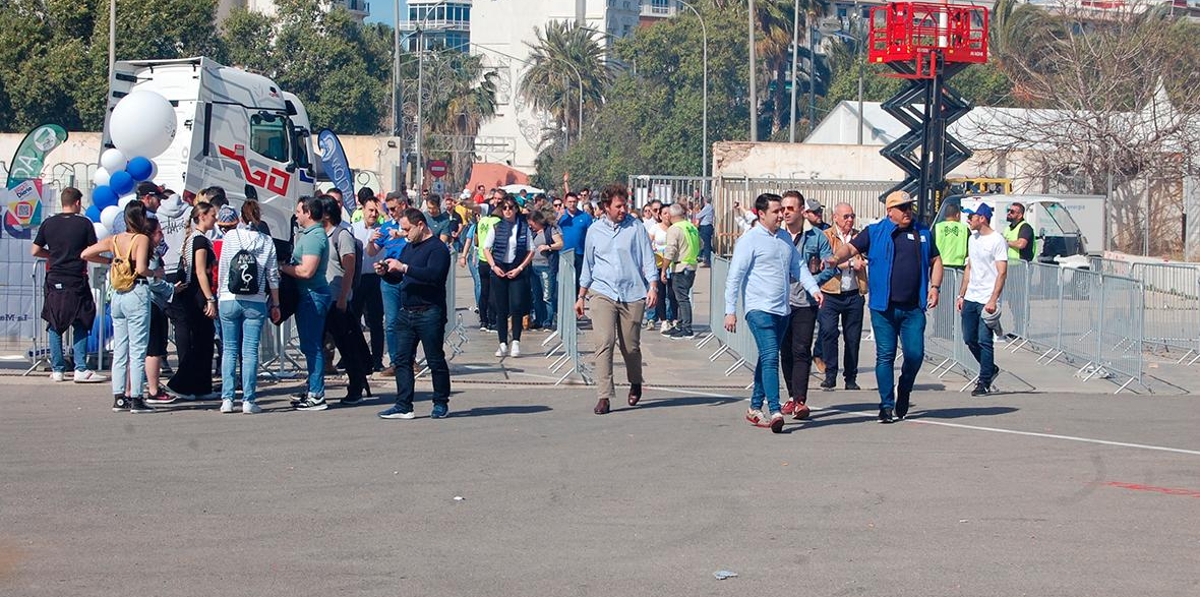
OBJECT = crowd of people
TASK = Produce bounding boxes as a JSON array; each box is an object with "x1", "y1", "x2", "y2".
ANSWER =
[{"x1": 33, "y1": 176, "x2": 1024, "y2": 429}]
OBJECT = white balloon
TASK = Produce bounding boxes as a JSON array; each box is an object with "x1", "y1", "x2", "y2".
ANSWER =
[
  {"x1": 99, "y1": 148, "x2": 127, "y2": 174},
  {"x1": 148, "y1": 160, "x2": 158, "y2": 181},
  {"x1": 110, "y1": 91, "x2": 177, "y2": 158},
  {"x1": 92, "y1": 167, "x2": 111, "y2": 187},
  {"x1": 100, "y1": 205, "x2": 122, "y2": 230},
  {"x1": 117, "y1": 195, "x2": 134, "y2": 209},
  {"x1": 93, "y1": 222, "x2": 112, "y2": 241}
]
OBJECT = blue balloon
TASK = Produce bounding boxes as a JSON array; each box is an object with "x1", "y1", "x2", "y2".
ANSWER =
[
  {"x1": 93, "y1": 186, "x2": 119, "y2": 209},
  {"x1": 109, "y1": 170, "x2": 135, "y2": 195},
  {"x1": 86, "y1": 204, "x2": 102, "y2": 223},
  {"x1": 126, "y1": 157, "x2": 153, "y2": 182}
]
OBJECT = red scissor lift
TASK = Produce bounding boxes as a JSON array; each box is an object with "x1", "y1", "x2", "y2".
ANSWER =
[{"x1": 868, "y1": 2, "x2": 988, "y2": 220}]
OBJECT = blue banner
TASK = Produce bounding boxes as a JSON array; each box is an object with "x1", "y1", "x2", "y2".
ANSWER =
[{"x1": 316, "y1": 129, "x2": 355, "y2": 211}]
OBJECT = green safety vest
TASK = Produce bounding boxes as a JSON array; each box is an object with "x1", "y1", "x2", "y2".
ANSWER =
[
  {"x1": 475, "y1": 215, "x2": 500, "y2": 261},
  {"x1": 934, "y1": 220, "x2": 969, "y2": 267},
  {"x1": 671, "y1": 220, "x2": 701, "y2": 266},
  {"x1": 1003, "y1": 220, "x2": 1035, "y2": 261}
]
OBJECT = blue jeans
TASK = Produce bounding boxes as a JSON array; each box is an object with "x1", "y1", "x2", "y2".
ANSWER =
[
  {"x1": 381, "y1": 279, "x2": 403, "y2": 367},
  {"x1": 219, "y1": 300, "x2": 267, "y2": 403},
  {"x1": 961, "y1": 300, "x2": 996, "y2": 386},
  {"x1": 699, "y1": 224, "x2": 714, "y2": 264},
  {"x1": 745, "y1": 309, "x2": 790, "y2": 414},
  {"x1": 295, "y1": 286, "x2": 332, "y2": 396},
  {"x1": 870, "y1": 304, "x2": 926, "y2": 409},
  {"x1": 467, "y1": 256, "x2": 481, "y2": 307},
  {"x1": 530, "y1": 264, "x2": 556, "y2": 328},
  {"x1": 392, "y1": 305, "x2": 451, "y2": 413},
  {"x1": 110, "y1": 284, "x2": 151, "y2": 397},
  {"x1": 49, "y1": 321, "x2": 90, "y2": 373}
]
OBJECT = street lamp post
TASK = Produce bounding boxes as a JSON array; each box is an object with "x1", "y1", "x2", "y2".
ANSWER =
[
  {"x1": 678, "y1": 0, "x2": 709, "y2": 177},
  {"x1": 413, "y1": 0, "x2": 455, "y2": 193},
  {"x1": 748, "y1": 0, "x2": 758, "y2": 142},
  {"x1": 789, "y1": 0, "x2": 800, "y2": 143}
]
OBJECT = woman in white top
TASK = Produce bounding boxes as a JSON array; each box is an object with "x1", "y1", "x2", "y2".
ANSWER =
[{"x1": 215, "y1": 202, "x2": 281, "y2": 413}]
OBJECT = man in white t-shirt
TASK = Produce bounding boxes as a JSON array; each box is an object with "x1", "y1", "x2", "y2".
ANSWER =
[{"x1": 955, "y1": 203, "x2": 1008, "y2": 396}]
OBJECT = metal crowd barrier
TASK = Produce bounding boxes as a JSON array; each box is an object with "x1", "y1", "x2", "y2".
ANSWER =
[
  {"x1": 1023, "y1": 264, "x2": 1144, "y2": 393},
  {"x1": 697, "y1": 256, "x2": 757, "y2": 387},
  {"x1": 543, "y1": 250, "x2": 592, "y2": 385},
  {"x1": 21, "y1": 260, "x2": 52, "y2": 374},
  {"x1": 1127, "y1": 262, "x2": 1200, "y2": 364}
]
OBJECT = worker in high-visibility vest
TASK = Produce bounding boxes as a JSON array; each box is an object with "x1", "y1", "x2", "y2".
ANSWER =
[
  {"x1": 933, "y1": 203, "x2": 969, "y2": 269},
  {"x1": 1003, "y1": 202, "x2": 1036, "y2": 262}
]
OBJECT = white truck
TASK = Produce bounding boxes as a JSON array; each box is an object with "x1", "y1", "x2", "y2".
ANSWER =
[{"x1": 102, "y1": 57, "x2": 316, "y2": 240}]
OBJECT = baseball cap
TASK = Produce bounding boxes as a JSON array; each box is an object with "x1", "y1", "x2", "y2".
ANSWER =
[
  {"x1": 962, "y1": 203, "x2": 994, "y2": 220},
  {"x1": 803, "y1": 198, "x2": 823, "y2": 213},
  {"x1": 884, "y1": 190, "x2": 915, "y2": 210},
  {"x1": 136, "y1": 181, "x2": 167, "y2": 199},
  {"x1": 216, "y1": 205, "x2": 239, "y2": 225}
]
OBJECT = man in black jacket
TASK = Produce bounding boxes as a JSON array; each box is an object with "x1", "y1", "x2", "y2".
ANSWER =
[{"x1": 375, "y1": 208, "x2": 452, "y2": 420}]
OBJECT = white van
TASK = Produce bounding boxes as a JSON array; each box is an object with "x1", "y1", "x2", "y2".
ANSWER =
[{"x1": 102, "y1": 57, "x2": 316, "y2": 241}]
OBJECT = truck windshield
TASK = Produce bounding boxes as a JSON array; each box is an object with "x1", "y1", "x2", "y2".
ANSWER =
[
  {"x1": 1038, "y1": 202, "x2": 1082, "y2": 236},
  {"x1": 250, "y1": 112, "x2": 289, "y2": 162}
]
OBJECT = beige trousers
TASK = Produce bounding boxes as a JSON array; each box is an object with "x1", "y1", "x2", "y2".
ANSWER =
[{"x1": 589, "y1": 294, "x2": 646, "y2": 400}]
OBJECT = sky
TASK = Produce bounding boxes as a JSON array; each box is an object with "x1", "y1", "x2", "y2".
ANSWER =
[{"x1": 365, "y1": 0, "x2": 402, "y2": 25}]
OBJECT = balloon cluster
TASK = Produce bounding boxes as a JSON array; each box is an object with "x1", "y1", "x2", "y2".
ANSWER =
[{"x1": 87, "y1": 91, "x2": 177, "y2": 240}]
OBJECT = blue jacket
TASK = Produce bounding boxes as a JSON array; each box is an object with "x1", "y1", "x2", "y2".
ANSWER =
[{"x1": 863, "y1": 219, "x2": 935, "y2": 312}]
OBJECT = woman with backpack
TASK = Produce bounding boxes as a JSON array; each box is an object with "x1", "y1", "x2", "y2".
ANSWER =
[
  {"x1": 167, "y1": 201, "x2": 218, "y2": 399},
  {"x1": 215, "y1": 202, "x2": 281, "y2": 414},
  {"x1": 82, "y1": 200, "x2": 155, "y2": 413}
]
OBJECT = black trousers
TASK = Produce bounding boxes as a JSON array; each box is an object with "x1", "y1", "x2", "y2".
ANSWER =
[
  {"x1": 167, "y1": 296, "x2": 215, "y2": 396},
  {"x1": 478, "y1": 259, "x2": 495, "y2": 328},
  {"x1": 818, "y1": 291, "x2": 865, "y2": 384},
  {"x1": 352, "y1": 274, "x2": 385, "y2": 370},
  {"x1": 326, "y1": 303, "x2": 372, "y2": 397},
  {"x1": 779, "y1": 305, "x2": 818, "y2": 400},
  {"x1": 490, "y1": 263, "x2": 530, "y2": 345}
]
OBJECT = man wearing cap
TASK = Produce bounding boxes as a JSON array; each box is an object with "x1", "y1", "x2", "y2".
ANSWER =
[
  {"x1": 956, "y1": 203, "x2": 1007, "y2": 396},
  {"x1": 827, "y1": 190, "x2": 944, "y2": 423}
]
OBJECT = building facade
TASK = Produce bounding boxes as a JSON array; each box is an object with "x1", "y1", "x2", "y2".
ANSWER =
[
  {"x1": 400, "y1": 0, "x2": 472, "y2": 52},
  {"x1": 470, "y1": 0, "x2": 642, "y2": 174},
  {"x1": 217, "y1": 0, "x2": 370, "y2": 22}
]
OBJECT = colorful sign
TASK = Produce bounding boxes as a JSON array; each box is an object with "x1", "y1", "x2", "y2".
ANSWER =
[
  {"x1": 6, "y1": 124, "x2": 67, "y2": 189},
  {"x1": 3, "y1": 179, "x2": 44, "y2": 239}
]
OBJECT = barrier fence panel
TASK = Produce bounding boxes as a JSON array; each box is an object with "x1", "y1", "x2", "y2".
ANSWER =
[
  {"x1": 1002, "y1": 260, "x2": 1031, "y2": 344},
  {"x1": 545, "y1": 250, "x2": 591, "y2": 385},
  {"x1": 925, "y1": 267, "x2": 961, "y2": 376},
  {"x1": 705, "y1": 256, "x2": 758, "y2": 384},
  {"x1": 1056, "y1": 267, "x2": 1099, "y2": 364},
  {"x1": 1026, "y1": 263, "x2": 1064, "y2": 362},
  {"x1": 627, "y1": 175, "x2": 713, "y2": 209},
  {"x1": 1097, "y1": 274, "x2": 1144, "y2": 392},
  {"x1": 712, "y1": 178, "x2": 896, "y2": 256},
  {"x1": 1127, "y1": 262, "x2": 1200, "y2": 363}
]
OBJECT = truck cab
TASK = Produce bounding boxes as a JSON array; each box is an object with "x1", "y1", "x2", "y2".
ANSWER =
[{"x1": 102, "y1": 57, "x2": 315, "y2": 241}]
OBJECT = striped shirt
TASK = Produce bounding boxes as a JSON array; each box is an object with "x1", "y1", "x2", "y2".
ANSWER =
[{"x1": 217, "y1": 227, "x2": 281, "y2": 303}]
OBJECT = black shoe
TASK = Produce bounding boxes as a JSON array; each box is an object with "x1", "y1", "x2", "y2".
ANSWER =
[
  {"x1": 819, "y1": 379, "x2": 836, "y2": 391},
  {"x1": 844, "y1": 381, "x2": 861, "y2": 391},
  {"x1": 878, "y1": 408, "x2": 896, "y2": 424},
  {"x1": 340, "y1": 395, "x2": 364, "y2": 406},
  {"x1": 112, "y1": 395, "x2": 130, "y2": 412},
  {"x1": 971, "y1": 383, "x2": 990, "y2": 397},
  {"x1": 128, "y1": 397, "x2": 155, "y2": 414},
  {"x1": 896, "y1": 394, "x2": 910, "y2": 420}
]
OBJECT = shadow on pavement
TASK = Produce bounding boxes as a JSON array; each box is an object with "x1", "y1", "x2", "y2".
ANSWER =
[
  {"x1": 630, "y1": 394, "x2": 744, "y2": 411},
  {"x1": 451, "y1": 404, "x2": 552, "y2": 418}
]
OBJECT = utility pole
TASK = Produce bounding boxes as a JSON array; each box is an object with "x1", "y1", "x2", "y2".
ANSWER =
[
  {"x1": 789, "y1": 0, "x2": 800, "y2": 143},
  {"x1": 108, "y1": 0, "x2": 116, "y2": 82},
  {"x1": 748, "y1": 0, "x2": 758, "y2": 142}
]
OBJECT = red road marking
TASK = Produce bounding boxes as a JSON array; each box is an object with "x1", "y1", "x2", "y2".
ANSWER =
[{"x1": 1101, "y1": 481, "x2": 1200, "y2": 498}]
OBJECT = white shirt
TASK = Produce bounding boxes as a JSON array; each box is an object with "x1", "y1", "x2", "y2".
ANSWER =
[
  {"x1": 352, "y1": 220, "x2": 388, "y2": 269},
  {"x1": 482, "y1": 221, "x2": 534, "y2": 264},
  {"x1": 835, "y1": 227, "x2": 857, "y2": 291},
  {"x1": 965, "y1": 229, "x2": 1008, "y2": 304}
]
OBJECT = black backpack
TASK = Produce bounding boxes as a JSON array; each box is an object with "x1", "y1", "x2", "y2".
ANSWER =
[
  {"x1": 227, "y1": 232, "x2": 261, "y2": 295},
  {"x1": 332, "y1": 225, "x2": 364, "y2": 292}
]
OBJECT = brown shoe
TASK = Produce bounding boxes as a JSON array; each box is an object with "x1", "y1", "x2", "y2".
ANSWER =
[
  {"x1": 593, "y1": 398, "x2": 610, "y2": 415},
  {"x1": 792, "y1": 399, "x2": 811, "y2": 421},
  {"x1": 813, "y1": 357, "x2": 826, "y2": 374},
  {"x1": 627, "y1": 384, "x2": 642, "y2": 407},
  {"x1": 377, "y1": 366, "x2": 396, "y2": 377}
]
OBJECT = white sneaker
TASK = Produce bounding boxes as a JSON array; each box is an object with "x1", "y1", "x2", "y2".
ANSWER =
[
  {"x1": 495, "y1": 343, "x2": 507, "y2": 357},
  {"x1": 220, "y1": 399, "x2": 235, "y2": 413},
  {"x1": 510, "y1": 341, "x2": 521, "y2": 358},
  {"x1": 49, "y1": 371, "x2": 64, "y2": 382},
  {"x1": 72, "y1": 370, "x2": 107, "y2": 383},
  {"x1": 660, "y1": 320, "x2": 672, "y2": 333},
  {"x1": 242, "y1": 401, "x2": 262, "y2": 414}
]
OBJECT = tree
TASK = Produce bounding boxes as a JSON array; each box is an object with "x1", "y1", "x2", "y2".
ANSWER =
[
  {"x1": 519, "y1": 21, "x2": 615, "y2": 147},
  {"x1": 979, "y1": 4, "x2": 1200, "y2": 255},
  {"x1": 421, "y1": 52, "x2": 499, "y2": 184}
]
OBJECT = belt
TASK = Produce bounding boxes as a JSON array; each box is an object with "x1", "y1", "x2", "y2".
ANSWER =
[
  {"x1": 827, "y1": 289, "x2": 860, "y2": 297},
  {"x1": 402, "y1": 304, "x2": 438, "y2": 313}
]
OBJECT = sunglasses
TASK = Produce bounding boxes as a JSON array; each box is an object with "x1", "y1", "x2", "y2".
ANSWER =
[
  {"x1": 502, "y1": 205, "x2": 516, "y2": 211},
  {"x1": 782, "y1": 206, "x2": 798, "y2": 212},
  {"x1": 553, "y1": 203, "x2": 562, "y2": 207},
  {"x1": 842, "y1": 213, "x2": 857, "y2": 219},
  {"x1": 891, "y1": 204, "x2": 913, "y2": 212}
]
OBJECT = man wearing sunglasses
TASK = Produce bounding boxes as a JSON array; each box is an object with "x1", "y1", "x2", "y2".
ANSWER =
[
  {"x1": 827, "y1": 191, "x2": 944, "y2": 423},
  {"x1": 1004, "y1": 203, "x2": 1036, "y2": 262},
  {"x1": 818, "y1": 202, "x2": 867, "y2": 394}
]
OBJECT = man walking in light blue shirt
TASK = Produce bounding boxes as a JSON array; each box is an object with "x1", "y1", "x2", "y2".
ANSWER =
[
  {"x1": 575, "y1": 184, "x2": 658, "y2": 415},
  {"x1": 725, "y1": 193, "x2": 823, "y2": 433}
]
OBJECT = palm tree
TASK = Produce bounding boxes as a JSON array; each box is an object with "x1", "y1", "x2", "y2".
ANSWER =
[
  {"x1": 519, "y1": 20, "x2": 616, "y2": 146},
  {"x1": 422, "y1": 52, "x2": 499, "y2": 183}
]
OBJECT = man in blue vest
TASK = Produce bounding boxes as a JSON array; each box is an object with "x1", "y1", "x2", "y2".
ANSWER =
[{"x1": 827, "y1": 191, "x2": 945, "y2": 423}]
